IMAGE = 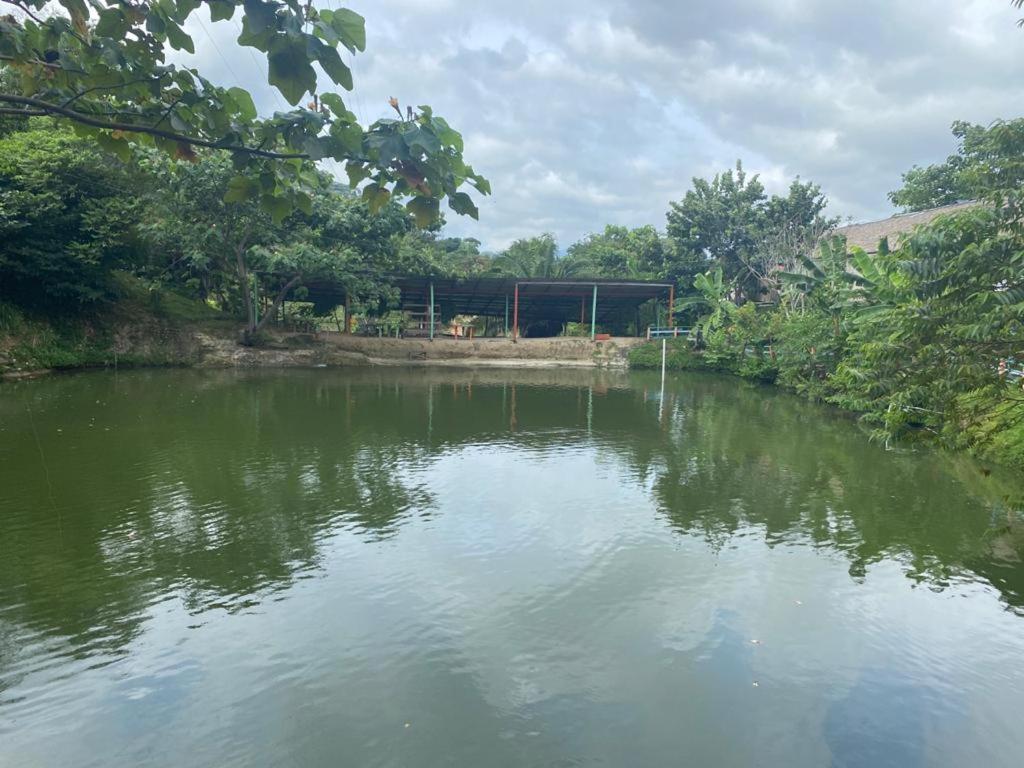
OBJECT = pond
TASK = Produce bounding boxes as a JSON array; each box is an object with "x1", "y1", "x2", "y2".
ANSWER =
[{"x1": 1, "y1": 367, "x2": 1023, "y2": 767}]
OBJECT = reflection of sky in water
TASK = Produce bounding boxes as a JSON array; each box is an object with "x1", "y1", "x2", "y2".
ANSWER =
[{"x1": 1, "y1": 369, "x2": 1023, "y2": 767}]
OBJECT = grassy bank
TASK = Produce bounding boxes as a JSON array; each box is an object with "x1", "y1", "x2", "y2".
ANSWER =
[
  {"x1": 630, "y1": 338, "x2": 1024, "y2": 470},
  {"x1": 0, "y1": 274, "x2": 232, "y2": 375}
]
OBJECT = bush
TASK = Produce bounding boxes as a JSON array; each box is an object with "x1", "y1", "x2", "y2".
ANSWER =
[
  {"x1": 772, "y1": 310, "x2": 843, "y2": 399},
  {"x1": 628, "y1": 338, "x2": 703, "y2": 370}
]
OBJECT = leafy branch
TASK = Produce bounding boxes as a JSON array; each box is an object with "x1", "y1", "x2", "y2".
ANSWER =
[{"x1": 0, "y1": 93, "x2": 308, "y2": 159}]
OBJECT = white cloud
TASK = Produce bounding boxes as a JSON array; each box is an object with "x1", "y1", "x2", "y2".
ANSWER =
[{"x1": 175, "y1": 1, "x2": 1024, "y2": 249}]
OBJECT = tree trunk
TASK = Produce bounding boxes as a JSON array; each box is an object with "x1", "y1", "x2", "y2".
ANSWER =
[
  {"x1": 250, "y1": 274, "x2": 303, "y2": 338},
  {"x1": 234, "y1": 227, "x2": 254, "y2": 335}
]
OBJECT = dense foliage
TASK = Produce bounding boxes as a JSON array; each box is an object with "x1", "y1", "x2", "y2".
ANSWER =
[
  {"x1": 665, "y1": 162, "x2": 835, "y2": 302},
  {"x1": 889, "y1": 119, "x2": 1024, "y2": 211},
  {"x1": 0, "y1": 0, "x2": 488, "y2": 224},
  {"x1": 1, "y1": 52, "x2": 1022, "y2": 466},
  {"x1": 629, "y1": 121, "x2": 1024, "y2": 466},
  {"x1": 0, "y1": 122, "x2": 144, "y2": 305}
]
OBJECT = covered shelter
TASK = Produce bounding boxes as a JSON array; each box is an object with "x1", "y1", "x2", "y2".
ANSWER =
[{"x1": 391, "y1": 276, "x2": 675, "y2": 339}]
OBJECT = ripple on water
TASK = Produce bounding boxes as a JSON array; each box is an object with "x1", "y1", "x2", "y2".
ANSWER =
[{"x1": 1, "y1": 369, "x2": 1023, "y2": 768}]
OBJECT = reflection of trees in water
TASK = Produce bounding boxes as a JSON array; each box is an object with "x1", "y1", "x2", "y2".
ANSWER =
[
  {"x1": 1, "y1": 368, "x2": 1022, "y2": 666},
  {"x1": 622, "y1": 375, "x2": 1024, "y2": 611},
  {"x1": 0, "y1": 371, "x2": 444, "y2": 661}
]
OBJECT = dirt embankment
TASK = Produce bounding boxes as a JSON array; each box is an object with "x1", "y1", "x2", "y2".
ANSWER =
[
  {"x1": 196, "y1": 331, "x2": 646, "y2": 370},
  {"x1": 3, "y1": 320, "x2": 646, "y2": 378}
]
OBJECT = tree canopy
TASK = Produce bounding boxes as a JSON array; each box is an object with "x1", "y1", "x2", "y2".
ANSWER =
[
  {"x1": 0, "y1": 120, "x2": 144, "y2": 305},
  {"x1": 889, "y1": 119, "x2": 1024, "y2": 211},
  {"x1": 665, "y1": 163, "x2": 833, "y2": 302},
  {"x1": 0, "y1": 0, "x2": 489, "y2": 224}
]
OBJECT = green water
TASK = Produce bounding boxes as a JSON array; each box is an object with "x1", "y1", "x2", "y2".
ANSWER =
[{"x1": 2, "y1": 368, "x2": 1023, "y2": 768}]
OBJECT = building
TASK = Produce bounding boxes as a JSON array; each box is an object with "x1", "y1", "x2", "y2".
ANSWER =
[{"x1": 835, "y1": 201, "x2": 980, "y2": 253}]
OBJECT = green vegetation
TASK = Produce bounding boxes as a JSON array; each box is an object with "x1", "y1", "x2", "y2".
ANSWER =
[
  {"x1": 0, "y1": 272, "x2": 224, "y2": 371},
  {"x1": 0, "y1": 4, "x2": 1021, "y2": 467},
  {"x1": 889, "y1": 119, "x2": 1024, "y2": 212},
  {"x1": 630, "y1": 121, "x2": 1024, "y2": 467},
  {"x1": 0, "y1": 0, "x2": 488, "y2": 225}
]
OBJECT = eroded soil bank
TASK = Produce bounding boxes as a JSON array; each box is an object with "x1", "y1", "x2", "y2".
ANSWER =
[{"x1": 1, "y1": 317, "x2": 645, "y2": 379}]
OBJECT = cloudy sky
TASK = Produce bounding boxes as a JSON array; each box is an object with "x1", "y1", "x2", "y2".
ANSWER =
[{"x1": 183, "y1": 0, "x2": 1023, "y2": 251}]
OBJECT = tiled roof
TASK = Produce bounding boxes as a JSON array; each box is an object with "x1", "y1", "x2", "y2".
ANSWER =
[{"x1": 835, "y1": 201, "x2": 980, "y2": 252}]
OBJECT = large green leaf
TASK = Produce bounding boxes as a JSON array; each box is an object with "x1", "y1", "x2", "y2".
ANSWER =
[
  {"x1": 224, "y1": 175, "x2": 258, "y2": 202},
  {"x1": 94, "y1": 8, "x2": 128, "y2": 37},
  {"x1": 319, "y1": 93, "x2": 355, "y2": 122},
  {"x1": 403, "y1": 126, "x2": 441, "y2": 155},
  {"x1": 96, "y1": 131, "x2": 131, "y2": 162},
  {"x1": 165, "y1": 21, "x2": 195, "y2": 53},
  {"x1": 329, "y1": 121, "x2": 364, "y2": 156},
  {"x1": 362, "y1": 182, "x2": 390, "y2": 213},
  {"x1": 58, "y1": 0, "x2": 90, "y2": 35},
  {"x1": 227, "y1": 87, "x2": 257, "y2": 122},
  {"x1": 238, "y1": 0, "x2": 278, "y2": 50},
  {"x1": 261, "y1": 193, "x2": 293, "y2": 224},
  {"x1": 267, "y1": 39, "x2": 316, "y2": 105},
  {"x1": 448, "y1": 191, "x2": 478, "y2": 220},
  {"x1": 329, "y1": 8, "x2": 366, "y2": 53},
  {"x1": 208, "y1": 0, "x2": 235, "y2": 21},
  {"x1": 346, "y1": 161, "x2": 371, "y2": 187},
  {"x1": 317, "y1": 47, "x2": 353, "y2": 91},
  {"x1": 406, "y1": 196, "x2": 439, "y2": 227}
]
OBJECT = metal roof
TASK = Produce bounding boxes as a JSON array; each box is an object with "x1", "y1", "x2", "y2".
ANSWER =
[
  {"x1": 392, "y1": 276, "x2": 673, "y2": 323},
  {"x1": 835, "y1": 201, "x2": 981, "y2": 253}
]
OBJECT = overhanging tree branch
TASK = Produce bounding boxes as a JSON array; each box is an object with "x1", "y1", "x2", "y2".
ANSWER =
[
  {"x1": 0, "y1": 94, "x2": 311, "y2": 160},
  {"x1": 61, "y1": 76, "x2": 166, "y2": 109}
]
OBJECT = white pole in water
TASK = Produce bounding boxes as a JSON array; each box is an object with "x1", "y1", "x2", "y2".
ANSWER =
[
  {"x1": 659, "y1": 337, "x2": 667, "y2": 418},
  {"x1": 660, "y1": 338, "x2": 667, "y2": 386}
]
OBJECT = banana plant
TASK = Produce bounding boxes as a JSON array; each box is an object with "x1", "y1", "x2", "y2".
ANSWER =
[
  {"x1": 777, "y1": 235, "x2": 856, "y2": 316},
  {"x1": 675, "y1": 266, "x2": 738, "y2": 341}
]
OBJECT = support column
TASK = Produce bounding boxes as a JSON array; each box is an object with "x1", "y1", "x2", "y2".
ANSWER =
[
  {"x1": 429, "y1": 281, "x2": 435, "y2": 341},
  {"x1": 344, "y1": 292, "x2": 351, "y2": 334},
  {"x1": 513, "y1": 283, "x2": 520, "y2": 341},
  {"x1": 504, "y1": 294, "x2": 509, "y2": 337},
  {"x1": 590, "y1": 283, "x2": 598, "y2": 340},
  {"x1": 668, "y1": 284, "x2": 675, "y2": 335}
]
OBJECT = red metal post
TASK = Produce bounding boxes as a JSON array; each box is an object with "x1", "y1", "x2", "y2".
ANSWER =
[{"x1": 513, "y1": 283, "x2": 520, "y2": 341}]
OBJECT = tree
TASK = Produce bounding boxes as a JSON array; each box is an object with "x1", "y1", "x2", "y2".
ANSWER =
[
  {"x1": 666, "y1": 161, "x2": 766, "y2": 299},
  {"x1": 887, "y1": 161, "x2": 969, "y2": 212},
  {"x1": 745, "y1": 179, "x2": 836, "y2": 303},
  {"x1": 142, "y1": 151, "x2": 279, "y2": 331},
  {"x1": 0, "y1": 120, "x2": 144, "y2": 306},
  {"x1": 777, "y1": 235, "x2": 857, "y2": 319},
  {"x1": 397, "y1": 231, "x2": 490, "y2": 277},
  {"x1": 142, "y1": 152, "x2": 415, "y2": 339},
  {"x1": 491, "y1": 234, "x2": 592, "y2": 279},
  {"x1": 566, "y1": 225, "x2": 667, "y2": 279},
  {"x1": 251, "y1": 188, "x2": 413, "y2": 330},
  {"x1": 666, "y1": 164, "x2": 835, "y2": 303},
  {"x1": 833, "y1": 204, "x2": 1024, "y2": 440},
  {"x1": 888, "y1": 119, "x2": 1024, "y2": 211},
  {"x1": 0, "y1": 0, "x2": 488, "y2": 224}
]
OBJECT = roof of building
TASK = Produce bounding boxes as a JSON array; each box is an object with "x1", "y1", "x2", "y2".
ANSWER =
[
  {"x1": 835, "y1": 201, "x2": 980, "y2": 252},
  {"x1": 298, "y1": 275, "x2": 674, "y2": 322},
  {"x1": 392, "y1": 276, "x2": 673, "y2": 323}
]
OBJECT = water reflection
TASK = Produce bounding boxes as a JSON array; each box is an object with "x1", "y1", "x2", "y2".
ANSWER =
[
  {"x1": 2, "y1": 369, "x2": 1023, "y2": 648},
  {"x1": 1, "y1": 368, "x2": 1023, "y2": 767}
]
